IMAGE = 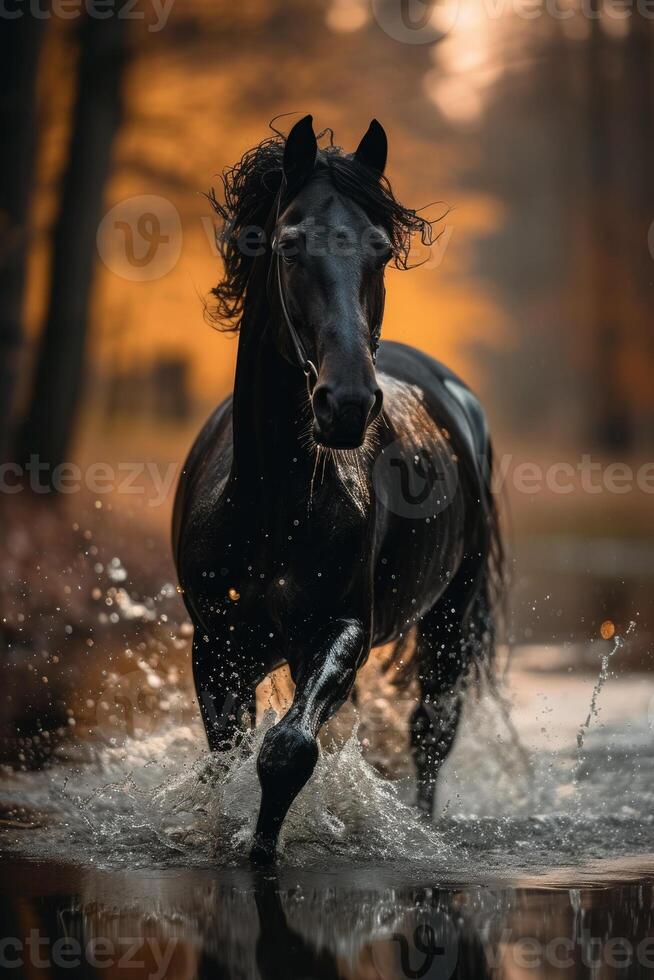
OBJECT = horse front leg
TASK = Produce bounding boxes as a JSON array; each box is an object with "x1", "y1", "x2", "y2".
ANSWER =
[{"x1": 250, "y1": 616, "x2": 368, "y2": 864}]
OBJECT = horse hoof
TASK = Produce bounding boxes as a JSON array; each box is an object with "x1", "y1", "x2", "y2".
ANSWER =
[{"x1": 250, "y1": 836, "x2": 277, "y2": 865}]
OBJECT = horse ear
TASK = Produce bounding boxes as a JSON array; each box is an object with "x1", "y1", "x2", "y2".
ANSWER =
[
  {"x1": 283, "y1": 115, "x2": 317, "y2": 191},
  {"x1": 354, "y1": 119, "x2": 387, "y2": 175}
]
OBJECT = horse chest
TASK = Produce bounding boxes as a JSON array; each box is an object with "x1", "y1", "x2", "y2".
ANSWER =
[{"x1": 189, "y1": 491, "x2": 366, "y2": 631}]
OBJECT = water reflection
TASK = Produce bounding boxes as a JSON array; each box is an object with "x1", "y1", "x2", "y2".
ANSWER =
[{"x1": 2, "y1": 860, "x2": 654, "y2": 979}]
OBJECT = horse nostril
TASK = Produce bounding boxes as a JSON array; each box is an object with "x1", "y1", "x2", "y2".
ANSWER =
[
  {"x1": 313, "y1": 384, "x2": 382, "y2": 446},
  {"x1": 369, "y1": 387, "x2": 384, "y2": 423},
  {"x1": 312, "y1": 385, "x2": 335, "y2": 428}
]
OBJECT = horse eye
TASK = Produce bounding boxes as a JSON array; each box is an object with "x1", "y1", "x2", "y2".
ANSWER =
[
  {"x1": 371, "y1": 240, "x2": 392, "y2": 267},
  {"x1": 275, "y1": 236, "x2": 299, "y2": 263}
]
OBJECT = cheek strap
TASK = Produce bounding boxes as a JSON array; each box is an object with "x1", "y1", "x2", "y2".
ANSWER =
[
  {"x1": 272, "y1": 237, "x2": 318, "y2": 386},
  {"x1": 270, "y1": 183, "x2": 384, "y2": 389}
]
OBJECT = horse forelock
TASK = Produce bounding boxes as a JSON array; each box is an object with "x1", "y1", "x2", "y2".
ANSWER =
[{"x1": 206, "y1": 125, "x2": 440, "y2": 334}]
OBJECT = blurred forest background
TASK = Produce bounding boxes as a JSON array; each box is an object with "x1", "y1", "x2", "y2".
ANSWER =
[{"x1": 1, "y1": 0, "x2": 653, "y2": 761}]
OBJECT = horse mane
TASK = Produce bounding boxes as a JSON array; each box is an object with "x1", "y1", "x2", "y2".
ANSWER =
[{"x1": 207, "y1": 127, "x2": 439, "y2": 333}]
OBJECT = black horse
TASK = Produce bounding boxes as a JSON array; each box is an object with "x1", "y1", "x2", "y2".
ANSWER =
[{"x1": 173, "y1": 116, "x2": 503, "y2": 863}]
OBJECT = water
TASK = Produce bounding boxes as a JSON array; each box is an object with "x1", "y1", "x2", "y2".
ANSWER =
[
  {"x1": 3, "y1": 634, "x2": 654, "y2": 874},
  {"x1": 2, "y1": 537, "x2": 654, "y2": 976},
  {"x1": 3, "y1": 857, "x2": 654, "y2": 980}
]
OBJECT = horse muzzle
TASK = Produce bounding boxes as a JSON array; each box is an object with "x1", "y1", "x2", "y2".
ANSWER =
[{"x1": 312, "y1": 385, "x2": 383, "y2": 449}]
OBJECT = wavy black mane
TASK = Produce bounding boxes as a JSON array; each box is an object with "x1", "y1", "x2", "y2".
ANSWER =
[{"x1": 208, "y1": 129, "x2": 438, "y2": 332}]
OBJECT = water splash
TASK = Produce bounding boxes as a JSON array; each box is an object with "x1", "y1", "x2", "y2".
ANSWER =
[
  {"x1": 575, "y1": 621, "x2": 636, "y2": 779},
  {"x1": 2, "y1": 636, "x2": 654, "y2": 878},
  {"x1": 0, "y1": 712, "x2": 447, "y2": 870}
]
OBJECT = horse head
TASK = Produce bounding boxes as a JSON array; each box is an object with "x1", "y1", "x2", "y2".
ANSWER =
[{"x1": 272, "y1": 115, "x2": 391, "y2": 449}]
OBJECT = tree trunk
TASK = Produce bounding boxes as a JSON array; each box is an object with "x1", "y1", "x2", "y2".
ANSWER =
[
  {"x1": 15, "y1": 11, "x2": 127, "y2": 481},
  {"x1": 0, "y1": 17, "x2": 43, "y2": 462}
]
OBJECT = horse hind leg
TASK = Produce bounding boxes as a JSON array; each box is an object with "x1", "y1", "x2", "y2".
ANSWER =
[
  {"x1": 410, "y1": 596, "x2": 472, "y2": 819},
  {"x1": 411, "y1": 547, "x2": 498, "y2": 818}
]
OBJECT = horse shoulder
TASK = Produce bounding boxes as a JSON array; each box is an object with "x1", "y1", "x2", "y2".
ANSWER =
[{"x1": 173, "y1": 398, "x2": 233, "y2": 575}]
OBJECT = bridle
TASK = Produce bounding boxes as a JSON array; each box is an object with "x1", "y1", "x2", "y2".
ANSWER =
[
  {"x1": 269, "y1": 184, "x2": 386, "y2": 392},
  {"x1": 271, "y1": 229, "x2": 319, "y2": 387}
]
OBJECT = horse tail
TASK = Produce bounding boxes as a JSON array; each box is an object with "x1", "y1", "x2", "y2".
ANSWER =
[{"x1": 464, "y1": 438, "x2": 507, "y2": 686}]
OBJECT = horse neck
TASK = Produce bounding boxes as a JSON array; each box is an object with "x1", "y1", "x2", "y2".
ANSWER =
[{"x1": 231, "y1": 296, "x2": 307, "y2": 488}]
